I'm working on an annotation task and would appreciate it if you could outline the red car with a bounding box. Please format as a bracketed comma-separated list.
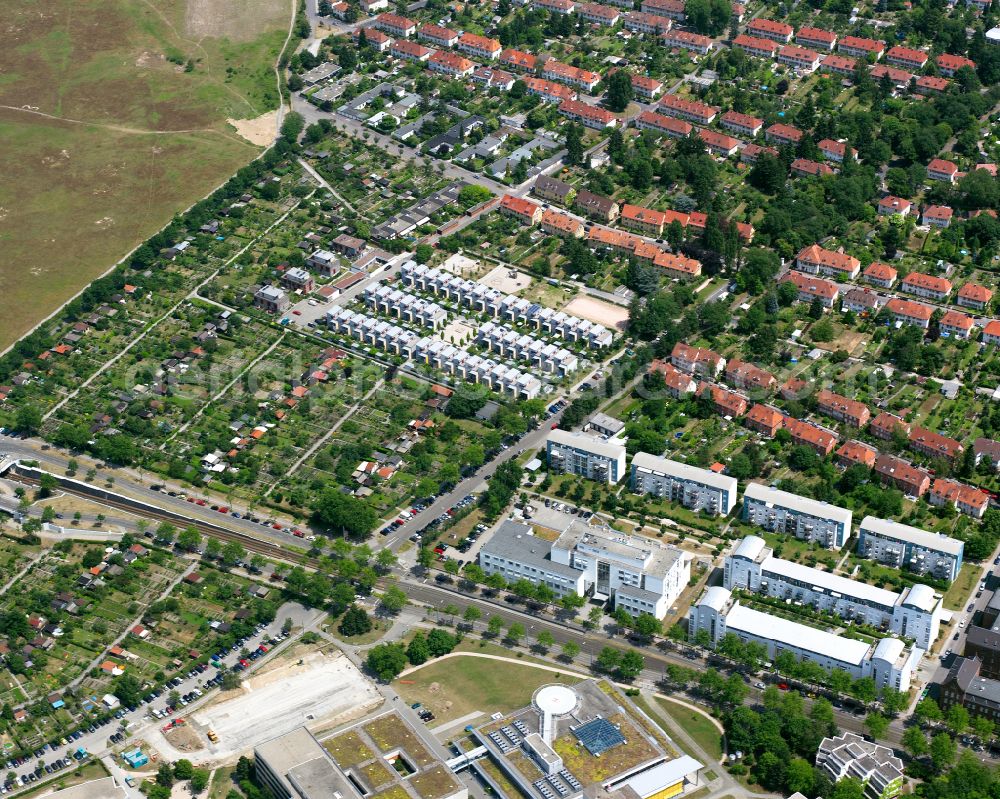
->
[292, 310, 302, 316]
[240, 659, 250, 667]
[217, 506, 229, 513]
[196, 499, 207, 506]
[777, 683, 789, 690]
[292, 530, 304, 538]
[272, 523, 282, 530]
[186, 497, 195, 503]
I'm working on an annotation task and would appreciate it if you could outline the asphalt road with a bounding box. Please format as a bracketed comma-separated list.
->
[382, 403, 568, 548]
[401, 576, 1000, 765]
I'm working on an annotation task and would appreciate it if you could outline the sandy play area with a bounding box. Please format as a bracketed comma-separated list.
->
[441, 253, 480, 276]
[153, 649, 382, 764]
[563, 296, 630, 331]
[480, 264, 532, 294]
[228, 111, 279, 146]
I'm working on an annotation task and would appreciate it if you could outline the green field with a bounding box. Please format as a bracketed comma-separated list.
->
[651, 698, 725, 762]
[0, 0, 291, 350]
[393, 655, 581, 724]
[943, 562, 981, 611]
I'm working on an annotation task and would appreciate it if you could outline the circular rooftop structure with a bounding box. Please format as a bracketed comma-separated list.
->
[533, 684, 579, 718]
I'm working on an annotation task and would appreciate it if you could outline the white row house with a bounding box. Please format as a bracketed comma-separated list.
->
[477, 321, 579, 376]
[363, 284, 448, 330]
[326, 306, 542, 399]
[400, 262, 614, 347]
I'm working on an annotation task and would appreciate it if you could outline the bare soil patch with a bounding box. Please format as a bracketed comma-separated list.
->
[185, 0, 290, 40]
[228, 110, 279, 145]
[562, 295, 629, 330]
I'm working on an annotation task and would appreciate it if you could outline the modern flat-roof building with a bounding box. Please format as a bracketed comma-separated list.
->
[724, 535, 942, 649]
[479, 521, 586, 600]
[630, 453, 737, 516]
[546, 429, 626, 484]
[689, 586, 921, 691]
[254, 285, 290, 314]
[816, 733, 905, 799]
[255, 727, 366, 799]
[480, 521, 690, 618]
[553, 521, 691, 618]
[741, 483, 852, 549]
[857, 516, 963, 581]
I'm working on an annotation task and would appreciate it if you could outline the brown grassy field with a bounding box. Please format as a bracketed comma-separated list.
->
[0, 0, 291, 350]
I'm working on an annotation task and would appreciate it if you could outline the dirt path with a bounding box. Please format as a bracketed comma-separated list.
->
[0, 105, 256, 148]
[135, 0, 260, 117]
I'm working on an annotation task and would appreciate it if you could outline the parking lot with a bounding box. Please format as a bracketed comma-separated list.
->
[0, 608, 305, 792]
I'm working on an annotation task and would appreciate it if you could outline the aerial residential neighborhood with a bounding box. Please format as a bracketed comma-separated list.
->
[1, 0, 1000, 797]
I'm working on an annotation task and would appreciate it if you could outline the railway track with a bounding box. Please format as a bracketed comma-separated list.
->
[9, 471, 315, 568]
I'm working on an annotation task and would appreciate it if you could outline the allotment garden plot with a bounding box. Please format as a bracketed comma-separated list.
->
[160, 335, 384, 497]
[0, 540, 187, 751]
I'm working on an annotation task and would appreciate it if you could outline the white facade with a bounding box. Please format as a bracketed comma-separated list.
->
[326, 306, 542, 399]
[480, 521, 689, 619]
[552, 522, 691, 618]
[400, 261, 613, 347]
[724, 535, 942, 650]
[857, 516, 963, 582]
[546, 429, 626, 484]
[630, 452, 737, 516]
[742, 483, 852, 549]
[689, 587, 922, 692]
[479, 522, 586, 598]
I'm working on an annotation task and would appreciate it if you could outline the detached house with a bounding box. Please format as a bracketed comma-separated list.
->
[927, 158, 959, 183]
[878, 196, 912, 217]
[781, 271, 840, 307]
[864, 261, 897, 288]
[671, 342, 725, 378]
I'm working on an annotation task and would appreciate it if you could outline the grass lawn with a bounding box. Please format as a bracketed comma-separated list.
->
[327, 611, 393, 646]
[0, 0, 291, 349]
[943, 562, 981, 611]
[652, 698, 724, 762]
[394, 654, 581, 724]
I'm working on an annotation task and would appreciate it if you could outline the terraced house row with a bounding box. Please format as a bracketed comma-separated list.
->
[400, 260, 614, 347]
[325, 306, 543, 398]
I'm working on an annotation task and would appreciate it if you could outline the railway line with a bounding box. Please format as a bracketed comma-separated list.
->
[7, 470, 315, 568]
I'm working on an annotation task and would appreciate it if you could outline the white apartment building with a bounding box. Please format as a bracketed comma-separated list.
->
[857, 516, 964, 582]
[724, 535, 942, 650]
[630, 452, 737, 516]
[742, 483, 853, 549]
[546, 429, 626, 484]
[689, 587, 922, 692]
